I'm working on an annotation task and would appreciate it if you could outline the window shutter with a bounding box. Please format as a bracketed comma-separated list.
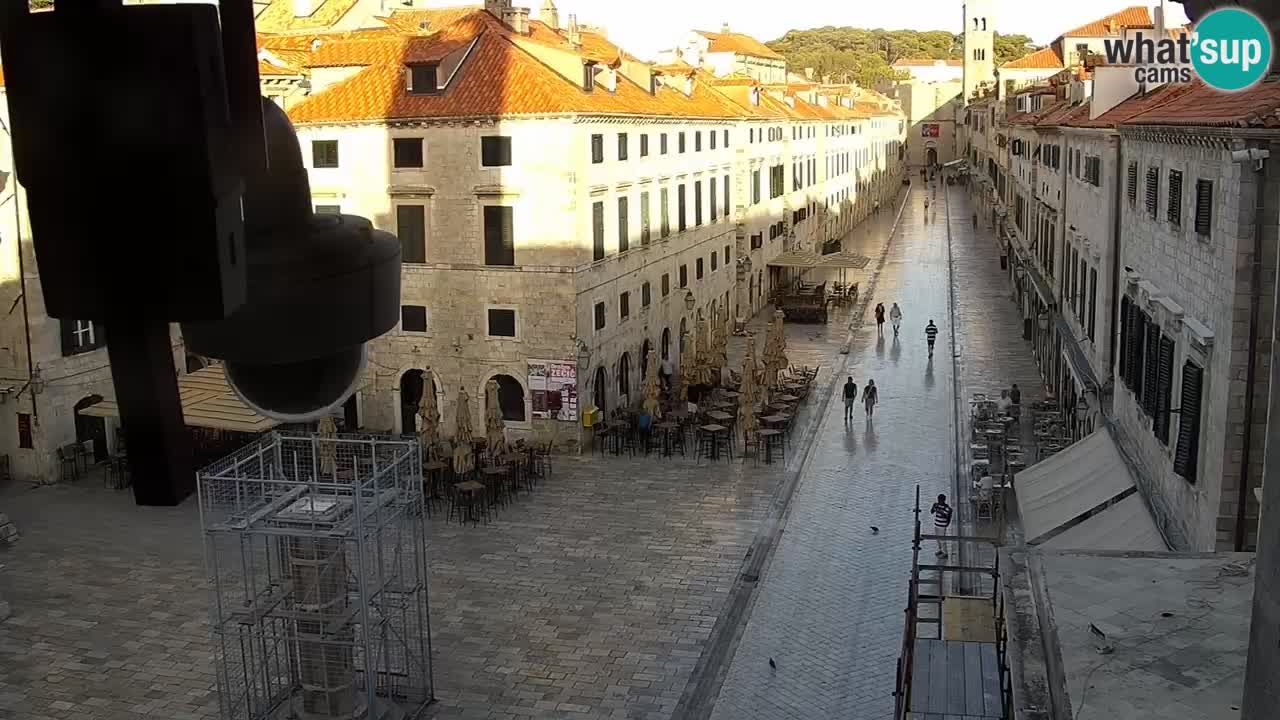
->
[1154, 335, 1175, 444]
[1174, 361, 1203, 482]
[1194, 179, 1213, 235]
[1127, 305, 1144, 391]
[1127, 162, 1138, 204]
[592, 202, 605, 261]
[1088, 268, 1097, 341]
[617, 197, 628, 252]
[1118, 296, 1129, 379]
[1167, 170, 1182, 226]
[1142, 319, 1160, 417]
[1145, 167, 1159, 217]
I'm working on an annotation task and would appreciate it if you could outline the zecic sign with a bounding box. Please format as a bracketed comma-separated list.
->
[1102, 7, 1273, 91]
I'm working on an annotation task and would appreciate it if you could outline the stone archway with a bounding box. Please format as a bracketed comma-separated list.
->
[926, 145, 938, 168]
[593, 366, 608, 413]
[661, 328, 671, 360]
[640, 339, 652, 379]
[399, 369, 425, 437]
[485, 373, 527, 422]
[74, 395, 108, 462]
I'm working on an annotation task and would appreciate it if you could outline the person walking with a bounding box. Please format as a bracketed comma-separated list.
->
[861, 379, 878, 418]
[930, 493, 953, 557]
[874, 198, 881, 215]
[660, 355, 674, 391]
[925, 319, 939, 358]
[842, 376, 858, 422]
[1010, 383, 1022, 420]
[874, 303, 886, 335]
[889, 302, 903, 336]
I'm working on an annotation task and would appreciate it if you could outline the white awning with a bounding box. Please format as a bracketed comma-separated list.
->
[77, 365, 281, 434]
[767, 250, 823, 268]
[1016, 429, 1166, 551]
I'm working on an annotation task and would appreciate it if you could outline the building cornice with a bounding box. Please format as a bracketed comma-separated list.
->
[1119, 125, 1280, 148]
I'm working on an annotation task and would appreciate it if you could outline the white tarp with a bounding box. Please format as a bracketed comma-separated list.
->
[1016, 429, 1161, 549]
[1040, 494, 1166, 552]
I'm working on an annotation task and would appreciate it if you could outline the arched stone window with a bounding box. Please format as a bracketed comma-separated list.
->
[487, 374, 526, 422]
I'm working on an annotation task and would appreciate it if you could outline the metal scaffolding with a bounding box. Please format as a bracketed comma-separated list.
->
[198, 431, 433, 720]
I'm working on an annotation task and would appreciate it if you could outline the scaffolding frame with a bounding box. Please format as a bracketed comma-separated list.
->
[198, 431, 434, 720]
[893, 486, 1013, 720]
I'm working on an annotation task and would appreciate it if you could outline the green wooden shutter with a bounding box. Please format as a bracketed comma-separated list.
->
[1174, 361, 1203, 483]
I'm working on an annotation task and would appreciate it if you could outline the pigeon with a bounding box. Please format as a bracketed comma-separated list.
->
[768, 658, 776, 670]
[870, 526, 880, 534]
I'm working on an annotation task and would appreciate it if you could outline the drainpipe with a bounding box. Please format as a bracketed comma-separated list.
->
[1109, 134, 1123, 376]
[1237, 143, 1270, 551]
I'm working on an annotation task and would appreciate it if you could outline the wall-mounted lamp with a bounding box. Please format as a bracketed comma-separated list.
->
[684, 290, 696, 311]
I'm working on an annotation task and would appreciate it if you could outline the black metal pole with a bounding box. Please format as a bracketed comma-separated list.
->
[105, 320, 193, 505]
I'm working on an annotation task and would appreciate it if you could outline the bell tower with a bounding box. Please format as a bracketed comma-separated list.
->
[962, 0, 995, 104]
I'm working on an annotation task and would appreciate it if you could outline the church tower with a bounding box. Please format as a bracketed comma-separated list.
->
[962, 0, 995, 104]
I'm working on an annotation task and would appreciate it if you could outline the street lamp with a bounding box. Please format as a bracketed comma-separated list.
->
[684, 290, 696, 312]
[1037, 310, 1050, 331]
[1075, 392, 1091, 421]
[741, 255, 753, 274]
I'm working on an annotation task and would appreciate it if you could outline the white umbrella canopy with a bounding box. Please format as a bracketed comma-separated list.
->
[317, 415, 337, 477]
[484, 378, 508, 460]
[418, 372, 440, 460]
[452, 385, 475, 475]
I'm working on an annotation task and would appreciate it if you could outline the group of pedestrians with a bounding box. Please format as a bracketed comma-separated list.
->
[841, 303, 943, 424]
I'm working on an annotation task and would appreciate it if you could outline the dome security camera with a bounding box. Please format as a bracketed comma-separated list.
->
[182, 99, 401, 421]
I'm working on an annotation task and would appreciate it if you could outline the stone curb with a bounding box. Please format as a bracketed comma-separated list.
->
[673, 188, 911, 719]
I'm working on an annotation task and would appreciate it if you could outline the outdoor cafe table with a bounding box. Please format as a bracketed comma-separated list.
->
[699, 424, 729, 460]
[655, 420, 681, 456]
[761, 414, 788, 428]
[777, 394, 799, 403]
[706, 410, 734, 424]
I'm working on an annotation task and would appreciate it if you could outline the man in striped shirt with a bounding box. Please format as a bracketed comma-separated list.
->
[925, 320, 939, 358]
[930, 493, 953, 557]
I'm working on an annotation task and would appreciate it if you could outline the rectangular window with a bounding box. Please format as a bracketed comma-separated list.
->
[1154, 335, 1175, 445]
[710, 131, 717, 150]
[1145, 166, 1159, 217]
[660, 188, 671, 238]
[723, 174, 730, 217]
[481, 136, 512, 166]
[1078, 258, 1087, 320]
[315, 204, 341, 215]
[751, 233, 763, 250]
[1119, 296, 1130, 383]
[1174, 360, 1203, 483]
[724, 244, 730, 264]
[660, 133, 668, 154]
[487, 308, 516, 337]
[1167, 169, 1183, 226]
[619, 291, 630, 320]
[1194, 179, 1213, 235]
[17, 413, 32, 450]
[694, 181, 703, 226]
[591, 134, 604, 164]
[397, 205, 427, 264]
[723, 129, 729, 147]
[1088, 268, 1097, 341]
[583, 62, 595, 90]
[710, 251, 718, 271]
[618, 133, 629, 161]
[678, 132, 686, 153]
[594, 302, 606, 330]
[695, 131, 702, 152]
[752, 169, 761, 203]
[61, 318, 105, 355]
[393, 137, 424, 168]
[409, 64, 438, 94]
[695, 257, 704, 279]
[640, 191, 651, 245]
[401, 305, 428, 332]
[678, 184, 687, 231]
[482, 205, 514, 266]
[1127, 161, 1138, 205]
[312, 140, 339, 168]
[1142, 319, 1161, 417]
[640, 134, 649, 157]
[641, 282, 651, 307]
[592, 201, 605, 261]
[709, 177, 718, 221]
[617, 196, 629, 253]
[661, 273, 670, 296]
[679, 264, 688, 288]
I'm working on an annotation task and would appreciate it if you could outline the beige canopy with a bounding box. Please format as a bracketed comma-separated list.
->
[819, 252, 871, 269]
[76, 365, 279, 434]
[767, 250, 823, 268]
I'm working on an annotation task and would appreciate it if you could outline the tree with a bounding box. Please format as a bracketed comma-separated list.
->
[766, 27, 1038, 87]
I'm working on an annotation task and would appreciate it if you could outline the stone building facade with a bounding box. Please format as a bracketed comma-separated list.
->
[283, 6, 905, 448]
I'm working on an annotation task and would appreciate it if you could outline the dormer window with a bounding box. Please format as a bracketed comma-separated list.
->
[408, 64, 439, 95]
[583, 62, 596, 91]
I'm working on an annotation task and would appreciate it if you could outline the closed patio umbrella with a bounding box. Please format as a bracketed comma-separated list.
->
[317, 415, 337, 477]
[484, 378, 507, 460]
[418, 372, 440, 460]
[452, 385, 475, 475]
[738, 334, 760, 447]
[642, 344, 661, 419]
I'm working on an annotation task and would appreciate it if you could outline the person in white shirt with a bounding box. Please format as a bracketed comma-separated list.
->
[997, 390, 1013, 414]
[889, 302, 903, 336]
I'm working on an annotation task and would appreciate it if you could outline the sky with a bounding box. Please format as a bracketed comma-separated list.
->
[545, 0, 1192, 61]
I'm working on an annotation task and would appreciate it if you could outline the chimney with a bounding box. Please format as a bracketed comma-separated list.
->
[484, 0, 511, 17]
[1154, 0, 1166, 38]
[1107, 18, 1119, 34]
[601, 66, 618, 92]
[503, 6, 531, 34]
[293, 0, 316, 17]
[566, 13, 581, 48]
[540, 0, 559, 32]
[803, 67, 814, 80]
[682, 74, 695, 97]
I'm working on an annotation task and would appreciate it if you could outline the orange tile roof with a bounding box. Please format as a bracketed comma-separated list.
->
[288, 22, 755, 125]
[1034, 102, 1082, 127]
[254, 0, 362, 33]
[1064, 83, 1194, 128]
[521, 20, 635, 65]
[259, 58, 302, 76]
[1124, 79, 1280, 128]
[1002, 46, 1064, 70]
[378, 5, 483, 35]
[1061, 6, 1152, 37]
[893, 58, 963, 67]
[694, 30, 784, 60]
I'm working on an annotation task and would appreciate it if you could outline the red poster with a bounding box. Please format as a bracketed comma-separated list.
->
[921, 124, 940, 138]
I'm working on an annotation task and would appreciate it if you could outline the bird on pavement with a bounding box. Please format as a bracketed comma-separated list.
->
[768, 658, 776, 670]
[870, 526, 880, 534]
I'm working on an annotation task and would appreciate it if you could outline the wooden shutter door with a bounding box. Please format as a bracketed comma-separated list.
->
[1118, 297, 1129, 380]
[1174, 361, 1203, 482]
[1142, 318, 1160, 416]
[1155, 336, 1175, 444]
